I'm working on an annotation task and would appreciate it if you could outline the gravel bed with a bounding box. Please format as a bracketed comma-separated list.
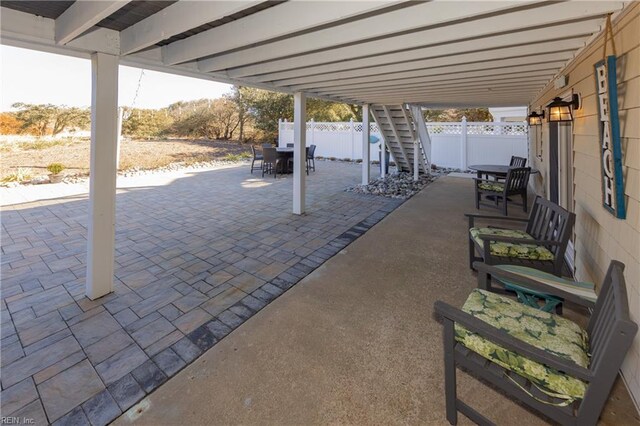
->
[345, 168, 458, 199]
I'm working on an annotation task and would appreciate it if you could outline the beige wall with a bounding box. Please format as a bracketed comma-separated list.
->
[529, 4, 640, 406]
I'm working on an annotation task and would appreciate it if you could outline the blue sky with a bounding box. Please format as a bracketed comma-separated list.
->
[1, 45, 232, 111]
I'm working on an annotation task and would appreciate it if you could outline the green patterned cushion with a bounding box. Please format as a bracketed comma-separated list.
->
[469, 227, 554, 261]
[478, 182, 505, 192]
[455, 289, 589, 401]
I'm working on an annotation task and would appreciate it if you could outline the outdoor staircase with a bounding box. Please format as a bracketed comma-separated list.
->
[370, 104, 430, 175]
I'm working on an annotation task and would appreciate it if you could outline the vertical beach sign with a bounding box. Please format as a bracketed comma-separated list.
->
[595, 55, 626, 219]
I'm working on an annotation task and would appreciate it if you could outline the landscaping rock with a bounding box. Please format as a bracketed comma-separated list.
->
[345, 168, 457, 199]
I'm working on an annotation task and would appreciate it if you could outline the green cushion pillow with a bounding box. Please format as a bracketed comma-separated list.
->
[478, 182, 505, 192]
[455, 289, 589, 402]
[469, 227, 554, 260]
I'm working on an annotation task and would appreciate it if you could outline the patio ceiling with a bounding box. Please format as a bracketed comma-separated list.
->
[0, 1, 626, 107]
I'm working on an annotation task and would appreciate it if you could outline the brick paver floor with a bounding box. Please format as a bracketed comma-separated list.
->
[0, 161, 404, 425]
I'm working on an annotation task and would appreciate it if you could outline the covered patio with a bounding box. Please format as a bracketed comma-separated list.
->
[1, 1, 639, 425]
[115, 176, 638, 425]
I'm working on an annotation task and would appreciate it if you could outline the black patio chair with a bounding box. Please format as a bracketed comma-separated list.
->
[250, 145, 263, 174]
[262, 147, 283, 178]
[466, 196, 575, 276]
[307, 144, 316, 172]
[474, 167, 530, 215]
[434, 260, 637, 426]
[510, 155, 527, 167]
[494, 156, 528, 181]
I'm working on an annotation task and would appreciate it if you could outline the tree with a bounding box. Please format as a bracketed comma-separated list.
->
[122, 108, 172, 139]
[236, 87, 361, 140]
[11, 103, 91, 136]
[0, 112, 23, 135]
[423, 108, 492, 122]
[51, 107, 90, 135]
[12, 103, 57, 136]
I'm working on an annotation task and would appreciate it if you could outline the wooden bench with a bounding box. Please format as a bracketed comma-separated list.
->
[466, 196, 575, 276]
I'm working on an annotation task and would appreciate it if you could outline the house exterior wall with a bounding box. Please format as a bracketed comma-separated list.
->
[529, 4, 640, 406]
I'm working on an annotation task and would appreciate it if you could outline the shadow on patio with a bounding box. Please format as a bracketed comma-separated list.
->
[114, 176, 638, 426]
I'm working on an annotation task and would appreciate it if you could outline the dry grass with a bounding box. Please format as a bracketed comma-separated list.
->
[0, 137, 255, 179]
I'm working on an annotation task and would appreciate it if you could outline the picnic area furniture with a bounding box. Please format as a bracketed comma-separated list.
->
[510, 155, 527, 168]
[474, 167, 531, 215]
[262, 147, 286, 178]
[468, 164, 538, 180]
[466, 196, 575, 276]
[493, 156, 528, 182]
[434, 260, 637, 426]
[275, 147, 294, 174]
[478, 264, 597, 313]
[250, 145, 263, 174]
[307, 144, 316, 172]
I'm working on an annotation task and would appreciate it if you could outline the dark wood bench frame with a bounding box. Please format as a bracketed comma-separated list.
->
[466, 196, 575, 276]
[434, 261, 637, 426]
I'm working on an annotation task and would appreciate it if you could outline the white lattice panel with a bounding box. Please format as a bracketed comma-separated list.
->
[278, 120, 527, 166]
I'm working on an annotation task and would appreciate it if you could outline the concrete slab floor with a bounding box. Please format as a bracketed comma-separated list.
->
[114, 176, 639, 425]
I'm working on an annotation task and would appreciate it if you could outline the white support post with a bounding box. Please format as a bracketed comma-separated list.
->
[86, 52, 119, 300]
[350, 118, 355, 160]
[277, 118, 282, 147]
[293, 92, 306, 215]
[116, 106, 123, 170]
[362, 104, 371, 185]
[413, 139, 419, 182]
[381, 140, 387, 178]
[460, 116, 468, 170]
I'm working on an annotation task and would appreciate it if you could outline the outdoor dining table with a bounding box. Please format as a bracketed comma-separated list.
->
[468, 164, 539, 179]
[275, 147, 294, 173]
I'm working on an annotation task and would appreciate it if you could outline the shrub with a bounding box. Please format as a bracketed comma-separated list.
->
[222, 154, 243, 162]
[2, 168, 32, 183]
[47, 163, 66, 174]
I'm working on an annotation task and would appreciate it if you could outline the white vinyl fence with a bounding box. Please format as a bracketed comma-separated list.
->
[278, 119, 528, 170]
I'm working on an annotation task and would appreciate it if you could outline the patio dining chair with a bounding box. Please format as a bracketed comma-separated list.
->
[307, 144, 316, 172]
[494, 156, 528, 182]
[474, 167, 530, 215]
[466, 196, 575, 276]
[510, 156, 527, 167]
[262, 147, 283, 178]
[250, 145, 263, 174]
[434, 260, 637, 426]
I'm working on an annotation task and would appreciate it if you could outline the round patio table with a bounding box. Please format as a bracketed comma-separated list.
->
[468, 164, 539, 179]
